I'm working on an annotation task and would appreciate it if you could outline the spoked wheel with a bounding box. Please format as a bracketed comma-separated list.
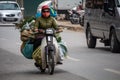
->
[70, 14, 79, 24]
[70, 19, 76, 24]
[47, 51, 55, 75]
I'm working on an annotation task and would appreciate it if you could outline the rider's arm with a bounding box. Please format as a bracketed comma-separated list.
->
[52, 18, 58, 29]
[34, 18, 40, 31]
[52, 18, 63, 33]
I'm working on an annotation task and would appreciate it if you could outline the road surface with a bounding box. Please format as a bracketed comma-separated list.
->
[0, 26, 120, 80]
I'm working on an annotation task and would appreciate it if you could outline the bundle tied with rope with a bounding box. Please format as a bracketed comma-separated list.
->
[17, 17, 36, 59]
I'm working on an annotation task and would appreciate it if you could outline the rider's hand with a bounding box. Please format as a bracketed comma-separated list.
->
[34, 29, 38, 33]
[38, 29, 44, 33]
[57, 27, 63, 33]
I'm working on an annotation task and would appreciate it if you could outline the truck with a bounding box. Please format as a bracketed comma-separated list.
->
[84, 0, 120, 53]
[51, 0, 83, 19]
[36, 0, 83, 19]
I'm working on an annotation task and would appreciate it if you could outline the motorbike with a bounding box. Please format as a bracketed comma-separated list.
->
[19, 18, 66, 75]
[34, 28, 61, 75]
[68, 7, 85, 25]
[78, 10, 85, 26]
[69, 10, 80, 24]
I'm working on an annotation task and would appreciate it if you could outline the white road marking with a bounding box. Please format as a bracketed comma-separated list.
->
[67, 56, 80, 61]
[104, 68, 120, 75]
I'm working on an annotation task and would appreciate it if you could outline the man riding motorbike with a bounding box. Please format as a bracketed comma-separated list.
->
[34, 5, 62, 67]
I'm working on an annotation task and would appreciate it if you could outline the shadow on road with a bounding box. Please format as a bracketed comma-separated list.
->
[0, 48, 88, 80]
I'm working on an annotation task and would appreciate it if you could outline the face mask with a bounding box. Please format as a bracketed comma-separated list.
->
[42, 9, 50, 17]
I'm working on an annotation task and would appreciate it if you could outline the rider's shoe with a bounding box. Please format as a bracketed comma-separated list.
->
[34, 62, 41, 67]
[57, 61, 63, 64]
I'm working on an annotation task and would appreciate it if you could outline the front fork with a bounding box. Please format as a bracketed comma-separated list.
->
[45, 45, 55, 64]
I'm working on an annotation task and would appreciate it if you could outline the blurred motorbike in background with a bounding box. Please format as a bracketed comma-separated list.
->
[68, 6, 85, 26]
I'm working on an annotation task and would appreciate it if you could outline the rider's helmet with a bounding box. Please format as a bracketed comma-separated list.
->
[42, 5, 50, 10]
[41, 5, 50, 18]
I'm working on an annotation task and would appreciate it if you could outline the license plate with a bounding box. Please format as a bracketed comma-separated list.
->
[6, 18, 14, 21]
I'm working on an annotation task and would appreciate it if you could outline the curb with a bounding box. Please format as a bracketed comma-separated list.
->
[58, 24, 84, 32]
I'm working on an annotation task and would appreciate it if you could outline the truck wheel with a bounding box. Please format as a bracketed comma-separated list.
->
[110, 29, 120, 53]
[86, 27, 96, 48]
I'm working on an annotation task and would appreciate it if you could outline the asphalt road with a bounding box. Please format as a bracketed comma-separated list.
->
[0, 26, 120, 80]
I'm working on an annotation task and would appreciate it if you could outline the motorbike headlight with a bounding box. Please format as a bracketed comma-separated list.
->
[17, 12, 22, 17]
[46, 29, 54, 35]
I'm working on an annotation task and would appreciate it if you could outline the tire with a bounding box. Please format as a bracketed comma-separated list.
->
[47, 51, 55, 75]
[65, 14, 70, 20]
[110, 29, 120, 53]
[70, 19, 76, 24]
[86, 27, 96, 48]
[70, 14, 79, 24]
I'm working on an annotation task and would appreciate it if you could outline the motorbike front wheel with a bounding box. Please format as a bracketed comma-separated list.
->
[47, 51, 55, 75]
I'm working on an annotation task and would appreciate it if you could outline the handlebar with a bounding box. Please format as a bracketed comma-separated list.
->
[28, 28, 63, 39]
[33, 28, 63, 35]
